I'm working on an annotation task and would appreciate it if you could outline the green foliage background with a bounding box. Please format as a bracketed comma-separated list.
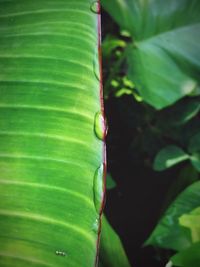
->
[100, 0, 200, 266]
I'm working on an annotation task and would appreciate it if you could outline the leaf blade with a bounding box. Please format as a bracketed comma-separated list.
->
[153, 145, 189, 171]
[102, 0, 200, 108]
[0, 1, 104, 266]
[146, 181, 200, 251]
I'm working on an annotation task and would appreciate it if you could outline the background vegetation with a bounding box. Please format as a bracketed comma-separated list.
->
[100, 1, 200, 266]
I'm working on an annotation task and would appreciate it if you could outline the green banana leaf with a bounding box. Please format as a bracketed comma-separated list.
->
[0, 1, 105, 266]
[99, 216, 131, 267]
[145, 181, 200, 251]
[101, 0, 200, 109]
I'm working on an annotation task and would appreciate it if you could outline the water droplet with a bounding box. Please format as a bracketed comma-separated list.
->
[93, 164, 104, 214]
[90, 1, 100, 14]
[92, 217, 100, 234]
[56, 251, 66, 256]
[93, 51, 100, 81]
[94, 112, 105, 140]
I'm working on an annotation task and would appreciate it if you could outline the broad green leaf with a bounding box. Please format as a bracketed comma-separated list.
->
[146, 182, 200, 251]
[159, 164, 199, 214]
[179, 207, 200, 243]
[99, 216, 131, 267]
[170, 242, 200, 267]
[188, 132, 200, 171]
[189, 154, 200, 172]
[0, 1, 105, 267]
[157, 99, 200, 127]
[170, 100, 200, 126]
[106, 173, 116, 190]
[153, 145, 189, 171]
[189, 133, 200, 153]
[101, 0, 200, 109]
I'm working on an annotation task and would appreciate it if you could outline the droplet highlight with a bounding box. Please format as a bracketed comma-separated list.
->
[94, 112, 105, 140]
[92, 217, 100, 234]
[93, 51, 100, 81]
[56, 251, 66, 256]
[90, 1, 100, 14]
[93, 164, 104, 214]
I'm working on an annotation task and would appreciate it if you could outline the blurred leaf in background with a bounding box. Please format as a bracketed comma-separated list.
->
[101, 0, 200, 266]
[146, 182, 200, 251]
[188, 133, 200, 171]
[102, 0, 200, 109]
[166, 207, 200, 266]
[170, 242, 200, 267]
[106, 173, 117, 190]
[153, 146, 189, 171]
[179, 207, 200, 243]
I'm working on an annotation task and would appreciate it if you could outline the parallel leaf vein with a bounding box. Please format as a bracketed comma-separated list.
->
[0, 104, 93, 121]
[0, 131, 91, 147]
[0, 8, 93, 18]
[0, 80, 90, 92]
[0, 55, 93, 72]
[0, 179, 93, 208]
[0, 209, 94, 244]
[0, 21, 95, 39]
[0, 33, 94, 49]
[0, 153, 89, 170]
[0, 252, 53, 267]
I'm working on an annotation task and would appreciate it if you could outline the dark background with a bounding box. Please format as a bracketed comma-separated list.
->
[104, 95, 178, 267]
[102, 10, 181, 267]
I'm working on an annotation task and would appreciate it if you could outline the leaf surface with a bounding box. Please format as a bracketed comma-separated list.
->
[188, 132, 200, 171]
[0, 1, 104, 266]
[179, 207, 200, 243]
[153, 145, 189, 171]
[106, 173, 116, 190]
[146, 182, 200, 251]
[171, 242, 200, 267]
[101, 0, 200, 109]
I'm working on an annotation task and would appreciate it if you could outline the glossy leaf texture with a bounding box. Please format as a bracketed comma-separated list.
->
[99, 216, 131, 267]
[170, 242, 200, 267]
[101, 0, 200, 109]
[156, 98, 200, 128]
[179, 207, 200, 243]
[145, 181, 200, 251]
[0, 1, 105, 267]
[153, 145, 189, 171]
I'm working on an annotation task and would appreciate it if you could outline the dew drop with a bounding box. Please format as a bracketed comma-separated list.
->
[90, 1, 100, 14]
[55, 251, 66, 256]
[93, 164, 104, 214]
[94, 111, 105, 140]
[92, 217, 100, 234]
[93, 51, 100, 81]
